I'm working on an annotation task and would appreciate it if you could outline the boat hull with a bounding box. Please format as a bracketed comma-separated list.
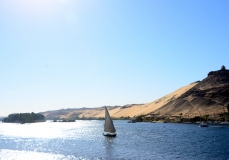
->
[220, 121, 229, 125]
[103, 132, 116, 137]
[199, 122, 208, 127]
[127, 120, 136, 123]
[199, 125, 208, 127]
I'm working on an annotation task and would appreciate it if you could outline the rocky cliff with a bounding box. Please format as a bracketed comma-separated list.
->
[153, 66, 229, 118]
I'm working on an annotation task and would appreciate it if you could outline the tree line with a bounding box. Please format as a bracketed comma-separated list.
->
[2, 112, 45, 123]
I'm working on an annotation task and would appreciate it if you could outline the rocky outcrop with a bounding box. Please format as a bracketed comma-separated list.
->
[153, 66, 229, 117]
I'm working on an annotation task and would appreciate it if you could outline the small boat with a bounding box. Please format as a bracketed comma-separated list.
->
[199, 122, 208, 127]
[127, 119, 136, 123]
[219, 121, 229, 125]
[103, 106, 116, 137]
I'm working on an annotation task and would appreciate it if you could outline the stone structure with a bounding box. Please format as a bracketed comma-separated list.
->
[208, 65, 228, 76]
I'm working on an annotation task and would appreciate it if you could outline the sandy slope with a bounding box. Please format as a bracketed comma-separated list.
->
[153, 68, 229, 118]
[60, 83, 197, 119]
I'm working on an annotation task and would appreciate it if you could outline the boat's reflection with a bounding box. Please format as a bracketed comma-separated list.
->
[103, 136, 116, 158]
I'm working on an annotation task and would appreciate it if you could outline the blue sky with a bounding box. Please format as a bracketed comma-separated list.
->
[0, 0, 229, 116]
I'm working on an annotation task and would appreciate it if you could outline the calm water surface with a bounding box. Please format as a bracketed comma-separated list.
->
[0, 120, 228, 160]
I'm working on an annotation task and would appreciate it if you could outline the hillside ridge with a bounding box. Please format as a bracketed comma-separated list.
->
[40, 66, 229, 120]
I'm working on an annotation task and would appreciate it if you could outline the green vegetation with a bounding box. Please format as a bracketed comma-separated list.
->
[203, 114, 209, 121]
[135, 115, 145, 122]
[2, 112, 45, 123]
[179, 113, 183, 118]
[119, 116, 131, 120]
[218, 112, 229, 121]
[189, 116, 204, 122]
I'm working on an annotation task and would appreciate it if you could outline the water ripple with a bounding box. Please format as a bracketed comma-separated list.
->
[0, 121, 229, 159]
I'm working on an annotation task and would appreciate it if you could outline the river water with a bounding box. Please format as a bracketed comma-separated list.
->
[0, 120, 228, 160]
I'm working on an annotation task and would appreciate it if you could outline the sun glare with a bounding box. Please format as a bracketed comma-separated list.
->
[5, 0, 65, 16]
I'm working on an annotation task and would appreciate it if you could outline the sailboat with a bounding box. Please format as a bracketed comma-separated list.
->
[199, 121, 208, 127]
[195, 106, 208, 127]
[103, 106, 116, 137]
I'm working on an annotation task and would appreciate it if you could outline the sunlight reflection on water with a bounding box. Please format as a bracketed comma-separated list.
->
[0, 121, 229, 160]
[0, 149, 77, 160]
[0, 120, 101, 139]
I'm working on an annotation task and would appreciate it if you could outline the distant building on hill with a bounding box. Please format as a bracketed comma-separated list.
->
[221, 65, 226, 70]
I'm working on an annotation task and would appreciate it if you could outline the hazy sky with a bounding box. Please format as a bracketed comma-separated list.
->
[1, 0, 229, 116]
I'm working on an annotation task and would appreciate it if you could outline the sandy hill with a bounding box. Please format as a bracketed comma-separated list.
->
[41, 66, 229, 119]
[153, 65, 229, 118]
[41, 83, 197, 119]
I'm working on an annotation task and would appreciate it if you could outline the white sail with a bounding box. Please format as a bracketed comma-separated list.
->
[104, 107, 116, 133]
